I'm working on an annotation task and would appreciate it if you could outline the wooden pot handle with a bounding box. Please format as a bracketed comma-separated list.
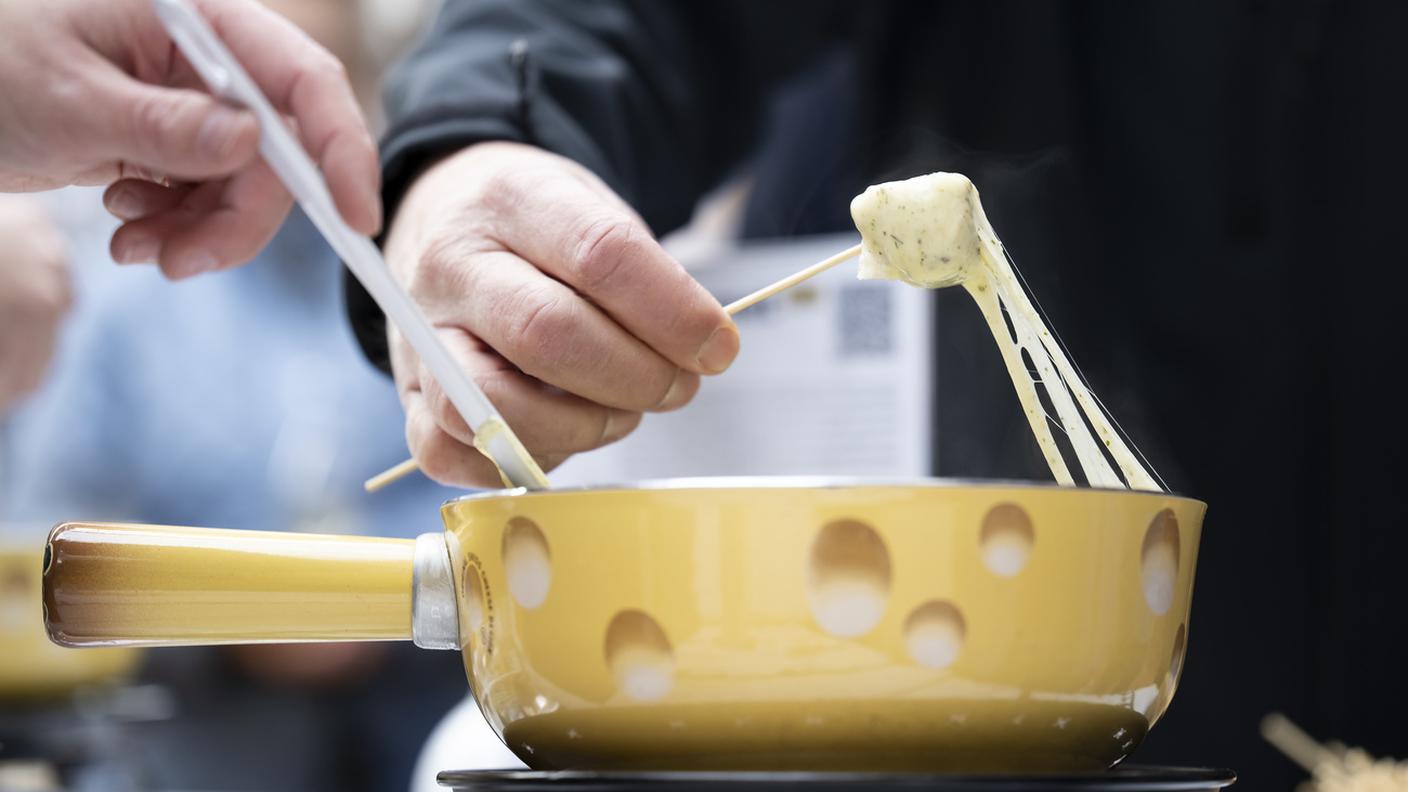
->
[43, 522, 417, 648]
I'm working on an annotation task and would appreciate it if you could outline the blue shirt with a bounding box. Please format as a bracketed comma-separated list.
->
[2, 199, 459, 539]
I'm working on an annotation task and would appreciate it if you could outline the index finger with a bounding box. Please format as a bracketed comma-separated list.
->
[193, 0, 381, 234]
[488, 171, 740, 376]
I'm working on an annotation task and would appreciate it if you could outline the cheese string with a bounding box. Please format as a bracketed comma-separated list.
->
[851, 172, 1165, 491]
[965, 274, 1074, 485]
[970, 198, 1145, 489]
[1001, 244, 1169, 491]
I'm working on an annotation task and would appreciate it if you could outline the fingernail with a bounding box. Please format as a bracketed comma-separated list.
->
[197, 106, 250, 161]
[170, 250, 218, 279]
[114, 234, 159, 264]
[696, 325, 740, 374]
[601, 409, 635, 444]
[655, 369, 689, 411]
[106, 185, 144, 220]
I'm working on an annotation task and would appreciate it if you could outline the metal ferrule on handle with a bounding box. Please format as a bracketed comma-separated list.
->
[411, 533, 460, 650]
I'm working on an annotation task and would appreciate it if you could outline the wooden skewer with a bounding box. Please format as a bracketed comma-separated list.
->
[363, 457, 421, 493]
[1261, 713, 1336, 774]
[362, 242, 863, 492]
[723, 243, 862, 315]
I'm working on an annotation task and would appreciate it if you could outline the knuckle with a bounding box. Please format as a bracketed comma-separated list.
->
[504, 286, 570, 365]
[474, 167, 526, 216]
[417, 233, 458, 276]
[410, 223, 497, 302]
[303, 47, 348, 85]
[412, 234, 471, 299]
[570, 215, 639, 292]
[132, 92, 181, 146]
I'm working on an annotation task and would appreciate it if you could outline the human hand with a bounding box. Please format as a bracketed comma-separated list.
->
[382, 142, 740, 486]
[0, 196, 70, 414]
[0, 0, 380, 279]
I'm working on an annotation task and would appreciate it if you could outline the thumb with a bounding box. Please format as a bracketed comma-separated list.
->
[108, 80, 260, 179]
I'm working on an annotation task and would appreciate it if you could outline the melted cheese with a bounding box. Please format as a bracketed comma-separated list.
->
[851, 172, 1160, 492]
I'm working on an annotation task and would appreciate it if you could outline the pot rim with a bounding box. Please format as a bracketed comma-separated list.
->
[442, 476, 1204, 509]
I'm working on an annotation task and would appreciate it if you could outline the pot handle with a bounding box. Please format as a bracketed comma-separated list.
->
[43, 522, 459, 650]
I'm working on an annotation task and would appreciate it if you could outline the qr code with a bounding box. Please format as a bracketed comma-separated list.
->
[837, 284, 893, 357]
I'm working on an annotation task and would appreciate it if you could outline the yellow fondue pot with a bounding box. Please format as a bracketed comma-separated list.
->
[1, 542, 140, 699]
[42, 479, 1202, 772]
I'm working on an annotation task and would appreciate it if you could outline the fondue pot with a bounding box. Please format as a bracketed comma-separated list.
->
[42, 478, 1202, 773]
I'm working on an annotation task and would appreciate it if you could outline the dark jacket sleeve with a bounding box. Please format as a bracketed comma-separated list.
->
[347, 0, 848, 371]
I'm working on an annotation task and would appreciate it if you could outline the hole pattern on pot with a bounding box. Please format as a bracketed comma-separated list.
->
[604, 609, 674, 701]
[502, 516, 551, 609]
[903, 600, 966, 669]
[806, 519, 891, 638]
[464, 563, 486, 633]
[1140, 509, 1180, 615]
[979, 503, 1034, 577]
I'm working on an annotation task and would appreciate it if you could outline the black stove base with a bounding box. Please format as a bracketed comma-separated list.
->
[438, 767, 1236, 791]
